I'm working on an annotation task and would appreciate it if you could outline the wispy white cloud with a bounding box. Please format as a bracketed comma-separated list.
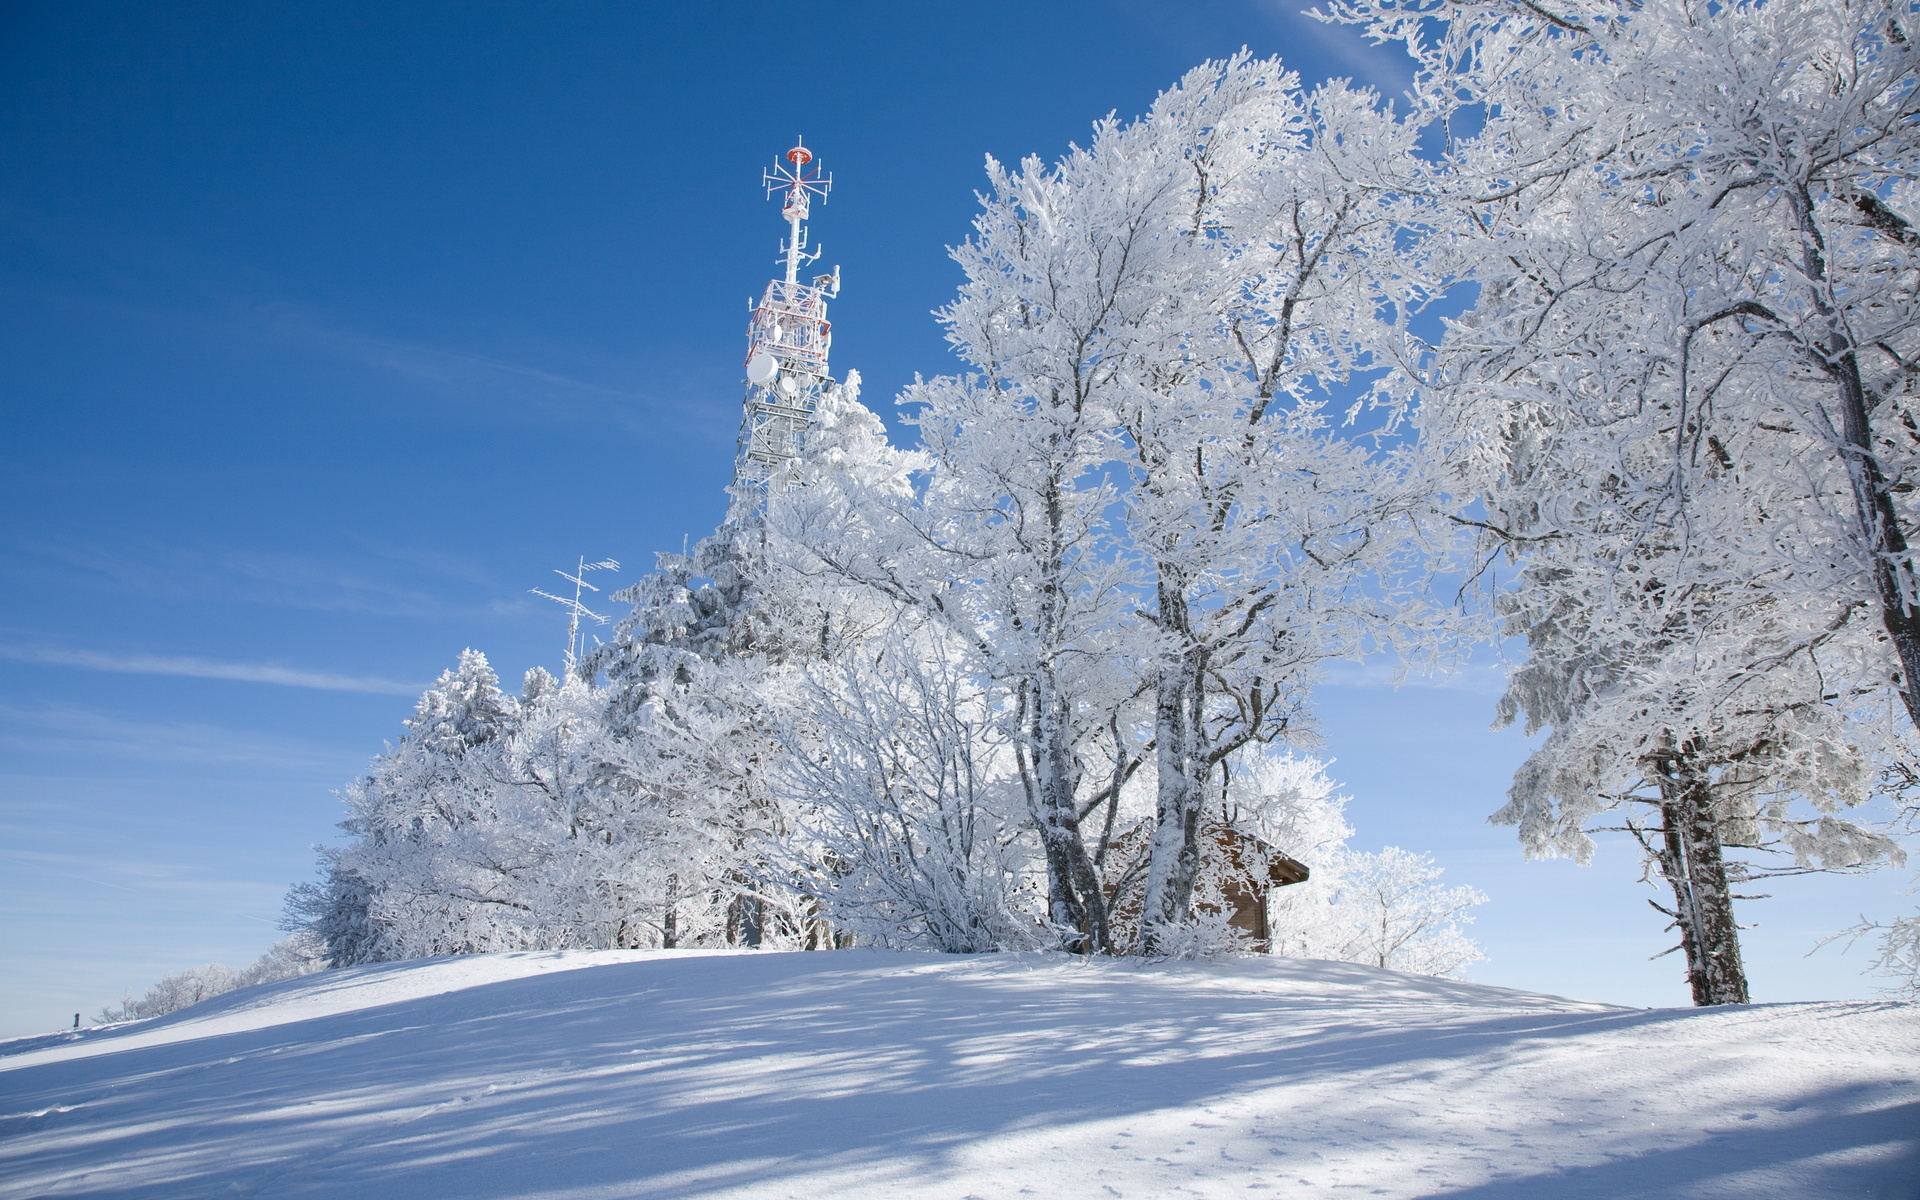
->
[0, 645, 420, 695]
[0, 533, 604, 626]
[1, 200, 724, 444]
[253, 302, 730, 445]
[1318, 656, 1511, 696]
[0, 704, 364, 771]
[0, 536, 502, 620]
[1253, 0, 1419, 97]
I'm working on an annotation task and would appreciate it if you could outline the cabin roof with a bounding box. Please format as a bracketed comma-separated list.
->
[1221, 825, 1311, 887]
[1106, 819, 1311, 889]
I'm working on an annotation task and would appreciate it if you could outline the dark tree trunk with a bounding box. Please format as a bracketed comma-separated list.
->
[803, 897, 832, 951]
[1026, 669, 1110, 953]
[1654, 816, 1709, 1004]
[1648, 741, 1749, 1006]
[1022, 474, 1111, 955]
[1829, 342, 1920, 732]
[727, 889, 763, 948]
[1786, 184, 1920, 733]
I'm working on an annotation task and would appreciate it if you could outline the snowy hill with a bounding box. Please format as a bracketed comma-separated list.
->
[1, 950, 1915, 1199]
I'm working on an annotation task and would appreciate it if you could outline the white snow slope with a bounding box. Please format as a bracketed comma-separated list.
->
[1, 950, 1915, 1199]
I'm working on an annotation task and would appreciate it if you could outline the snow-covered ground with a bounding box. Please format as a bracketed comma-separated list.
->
[1, 950, 1914, 1199]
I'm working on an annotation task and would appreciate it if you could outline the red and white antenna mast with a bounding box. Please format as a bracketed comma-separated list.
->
[732, 139, 840, 509]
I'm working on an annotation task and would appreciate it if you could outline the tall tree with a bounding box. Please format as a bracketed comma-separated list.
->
[1329, 0, 1920, 726]
[773, 58, 1450, 953]
[1327, 0, 1919, 1000]
[774, 144, 1148, 950]
[1110, 69, 1445, 950]
[311, 650, 536, 961]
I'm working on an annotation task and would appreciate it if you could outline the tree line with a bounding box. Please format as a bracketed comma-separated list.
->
[273, 0, 1920, 1008]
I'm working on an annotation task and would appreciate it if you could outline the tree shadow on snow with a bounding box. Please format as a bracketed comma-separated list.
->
[0, 951, 1912, 1199]
[1401, 1086, 1920, 1200]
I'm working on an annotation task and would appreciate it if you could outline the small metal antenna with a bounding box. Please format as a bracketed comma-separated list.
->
[531, 556, 620, 672]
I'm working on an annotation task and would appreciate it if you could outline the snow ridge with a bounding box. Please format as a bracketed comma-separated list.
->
[2, 950, 1914, 1199]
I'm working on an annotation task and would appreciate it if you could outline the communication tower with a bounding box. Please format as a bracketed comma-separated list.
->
[731, 139, 840, 509]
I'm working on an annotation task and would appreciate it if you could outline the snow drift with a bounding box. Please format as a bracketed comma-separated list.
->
[2, 949, 1914, 1198]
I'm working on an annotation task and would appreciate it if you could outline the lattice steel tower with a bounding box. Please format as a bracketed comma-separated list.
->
[731, 139, 839, 510]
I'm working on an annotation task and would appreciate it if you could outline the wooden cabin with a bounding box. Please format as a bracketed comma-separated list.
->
[1103, 820, 1310, 951]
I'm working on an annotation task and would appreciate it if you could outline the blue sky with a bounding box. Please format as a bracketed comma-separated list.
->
[1, 0, 1909, 1036]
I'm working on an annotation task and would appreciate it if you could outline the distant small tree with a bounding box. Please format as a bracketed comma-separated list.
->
[1235, 752, 1489, 977]
[1304, 848, 1488, 977]
[94, 964, 235, 1024]
[233, 931, 328, 989]
[94, 933, 326, 1024]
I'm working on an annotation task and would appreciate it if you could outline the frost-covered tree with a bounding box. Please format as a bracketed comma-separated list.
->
[1102, 66, 1446, 951]
[95, 933, 327, 1024]
[294, 56, 1494, 971]
[760, 391, 1048, 951]
[774, 58, 1450, 954]
[299, 645, 785, 958]
[1833, 900, 1920, 999]
[490, 669, 681, 949]
[232, 932, 329, 989]
[1220, 749, 1489, 975]
[1493, 542, 1901, 1003]
[347, 650, 544, 957]
[1322, 0, 1920, 1002]
[297, 387, 914, 963]
[1280, 847, 1489, 977]
[770, 622, 1039, 952]
[576, 378, 903, 950]
[1825, 783, 1920, 996]
[298, 650, 665, 961]
[773, 271, 1134, 950]
[1332, 0, 1920, 737]
[283, 859, 382, 967]
[94, 964, 236, 1024]
[299, 649, 527, 961]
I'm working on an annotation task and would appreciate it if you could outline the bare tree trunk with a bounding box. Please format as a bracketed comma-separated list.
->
[1138, 674, 1198, 949]
[1829, 345, 1920, 731]
[1677, 788, 1747, 1005]
[804, 897, 831, 951]
[661, 874, 679, 949]
[1652, 814, 1710, 1006]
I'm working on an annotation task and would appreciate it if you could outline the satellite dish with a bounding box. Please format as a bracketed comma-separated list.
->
[779, 373, 799, 396]
[746, 352, 778, 384]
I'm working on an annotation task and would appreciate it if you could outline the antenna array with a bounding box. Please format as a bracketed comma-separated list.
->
[732, 140, 840, 506]
[531, 557, 621, 673]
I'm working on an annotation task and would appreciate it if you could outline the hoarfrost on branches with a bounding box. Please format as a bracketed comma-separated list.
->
[1322, 0, 1920, 1003]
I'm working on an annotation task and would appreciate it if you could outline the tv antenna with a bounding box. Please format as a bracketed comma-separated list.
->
[531, 557, 620, 674]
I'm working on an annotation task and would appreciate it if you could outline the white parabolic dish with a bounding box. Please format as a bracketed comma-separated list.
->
[746, 352, 778, 384]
